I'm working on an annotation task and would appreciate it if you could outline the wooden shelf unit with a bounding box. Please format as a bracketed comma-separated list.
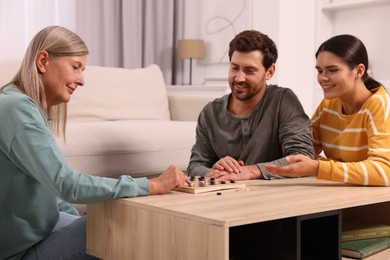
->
[314, 0, 390, 106]
[321, 0, 390, 12]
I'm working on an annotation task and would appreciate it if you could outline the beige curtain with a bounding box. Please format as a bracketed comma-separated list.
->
[75, 0, 184, 84]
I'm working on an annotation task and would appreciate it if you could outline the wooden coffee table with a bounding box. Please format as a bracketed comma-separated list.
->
[86, 177, 390, 260]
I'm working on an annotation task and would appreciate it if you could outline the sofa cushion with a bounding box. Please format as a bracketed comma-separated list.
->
[56, 120, 196, 178]
[67, 64, 171, 122]
[0, 62, 171, 121]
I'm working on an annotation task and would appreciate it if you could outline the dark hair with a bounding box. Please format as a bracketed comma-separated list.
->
[228, 30, 278, 70]
[315, 34, 382, 90]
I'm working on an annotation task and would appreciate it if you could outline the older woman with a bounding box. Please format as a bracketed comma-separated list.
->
[0, 26, 190, 260]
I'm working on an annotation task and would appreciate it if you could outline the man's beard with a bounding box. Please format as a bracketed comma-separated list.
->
[231, 82, 258, 101]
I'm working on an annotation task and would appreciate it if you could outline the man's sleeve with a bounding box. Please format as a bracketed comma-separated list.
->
[278, 89, 314, 158]
[186, 108, 218, 177]
[258, 89, 314, 179]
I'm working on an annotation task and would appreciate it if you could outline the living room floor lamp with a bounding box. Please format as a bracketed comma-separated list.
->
[178, 39, 205, 85]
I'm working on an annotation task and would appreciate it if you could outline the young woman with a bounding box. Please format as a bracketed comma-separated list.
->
[265, 34, 390, 186]
[0, 26, 190, 260]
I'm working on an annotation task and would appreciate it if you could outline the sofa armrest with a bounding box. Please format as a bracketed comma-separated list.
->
[168, 93, 212, 121]
[167, 85, 230, 121]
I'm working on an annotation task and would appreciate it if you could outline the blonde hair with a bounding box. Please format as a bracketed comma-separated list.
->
[12, 25, 89, 137]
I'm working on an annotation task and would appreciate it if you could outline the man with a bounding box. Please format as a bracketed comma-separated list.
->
[187, 30, 314, 180]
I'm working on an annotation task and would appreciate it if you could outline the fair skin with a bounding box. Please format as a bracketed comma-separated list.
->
[264, 51, 371, 177]
[36, 52, 191, 194]
[36, 50, 86, 106]
[206, 50, 275, 181]
[148, 165, 191, 194]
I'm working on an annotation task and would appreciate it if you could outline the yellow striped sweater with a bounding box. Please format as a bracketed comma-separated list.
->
[312, 86, 390, 186]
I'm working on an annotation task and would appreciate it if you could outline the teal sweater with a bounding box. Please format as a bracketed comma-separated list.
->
[0, 84, 150, 259]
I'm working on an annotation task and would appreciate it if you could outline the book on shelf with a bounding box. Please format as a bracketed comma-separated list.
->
[342, 217, 390, 241]
[342, 236, 390, 259]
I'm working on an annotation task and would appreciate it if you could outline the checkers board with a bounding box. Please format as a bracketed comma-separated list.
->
[176, 176, 247, 194]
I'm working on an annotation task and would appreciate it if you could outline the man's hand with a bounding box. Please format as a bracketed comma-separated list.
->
[264, 155, 318, 177]
[148, 165, 191, 195]
[206, 165, 262, 180]
[212, 156, 244, 173]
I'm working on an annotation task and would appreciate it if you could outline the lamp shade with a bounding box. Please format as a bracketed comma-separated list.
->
[178, 39, 205, 59]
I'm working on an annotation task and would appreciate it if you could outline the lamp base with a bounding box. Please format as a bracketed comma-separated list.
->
[189, 58, 193, 85]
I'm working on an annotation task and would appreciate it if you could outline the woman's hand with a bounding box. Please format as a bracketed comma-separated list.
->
[148, 165, 191, 195]
[264, 154, 319, 177]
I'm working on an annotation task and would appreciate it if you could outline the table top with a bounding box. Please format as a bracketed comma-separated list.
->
[114, 177, 390, 228]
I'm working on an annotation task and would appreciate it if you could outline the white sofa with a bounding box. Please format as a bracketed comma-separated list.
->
[0, 61, 228, 179]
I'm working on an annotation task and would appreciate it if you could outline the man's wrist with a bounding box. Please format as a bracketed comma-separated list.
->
[248, 165, 262, 179]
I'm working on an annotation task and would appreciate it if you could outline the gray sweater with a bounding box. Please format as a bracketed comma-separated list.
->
[187, 84, 314, 179]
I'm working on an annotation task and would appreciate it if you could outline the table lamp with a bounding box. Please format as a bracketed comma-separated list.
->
[178, 39, 205, 85]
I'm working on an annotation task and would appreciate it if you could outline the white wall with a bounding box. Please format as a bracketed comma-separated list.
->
[0, 0, 76, 60]
[330, 4, 390, 85]
[2, 0, 388, 117]
[183, 0, 317, 115]
[275, 0, 316, 115]
[184, 0, 390, 115]
[0, 0, 316, 114]
[314, 0, 390, 107]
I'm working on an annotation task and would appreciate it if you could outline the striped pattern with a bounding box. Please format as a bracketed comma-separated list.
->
[313, 86, 390, 186]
